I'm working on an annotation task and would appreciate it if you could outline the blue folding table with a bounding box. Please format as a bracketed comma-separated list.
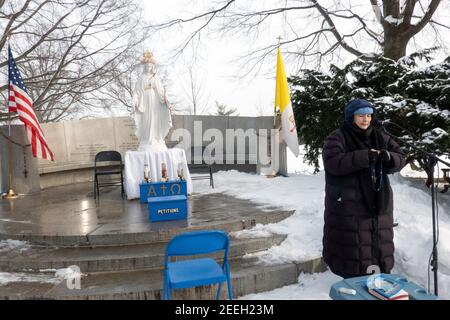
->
[330, 274, 438, 300]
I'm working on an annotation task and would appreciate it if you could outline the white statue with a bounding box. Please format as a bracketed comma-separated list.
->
[132, 51, 173, 152]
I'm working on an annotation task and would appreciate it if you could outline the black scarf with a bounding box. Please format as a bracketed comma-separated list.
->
[341, 123, 390, 215]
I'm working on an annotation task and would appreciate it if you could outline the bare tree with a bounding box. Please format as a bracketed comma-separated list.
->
[150, 0, 448, 74]
[1, 0, 149, 123]
[86, 52, 190, 118]
[256, 104, 271, 117]
[181, 64, 211, 115]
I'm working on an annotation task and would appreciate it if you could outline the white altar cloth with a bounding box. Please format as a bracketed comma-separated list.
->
[124, 148, 193, 200]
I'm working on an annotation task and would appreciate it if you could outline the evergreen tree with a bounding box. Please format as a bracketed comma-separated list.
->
[290, 50, 450, 183]
[212, 101, 239, 116]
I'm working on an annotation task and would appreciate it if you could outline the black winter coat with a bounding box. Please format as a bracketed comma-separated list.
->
[322, 125, 406, 278]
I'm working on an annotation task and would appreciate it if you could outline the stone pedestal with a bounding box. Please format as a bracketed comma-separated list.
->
[0, 125, 40, 195]
[257, 129, 288, 176]
[0, 142, 3, 194]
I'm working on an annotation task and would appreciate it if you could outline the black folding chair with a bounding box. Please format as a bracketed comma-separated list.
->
[189, 163, 215, 189]
[189, 146, 215, 189]
[93, 151, 124, 199]
[442, 169, 450, 194]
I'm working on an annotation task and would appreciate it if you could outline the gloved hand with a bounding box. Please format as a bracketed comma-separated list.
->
[379, 149, 391, 163]
[368, 149, 380, 162]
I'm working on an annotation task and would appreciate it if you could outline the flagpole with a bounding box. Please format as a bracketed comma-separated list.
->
[3, 35, 18, 199]
[268, 36, 283, 177]
[275, 36, 282, 117]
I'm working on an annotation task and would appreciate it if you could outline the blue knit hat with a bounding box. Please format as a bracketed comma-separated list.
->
[344, 99, 375, 123]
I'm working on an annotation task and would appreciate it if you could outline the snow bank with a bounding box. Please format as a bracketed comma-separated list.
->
[0, 240, 31, 253]
[193, 156, 450, 299]
[0, 272, 61, 286]
[240, 270, 342, 300]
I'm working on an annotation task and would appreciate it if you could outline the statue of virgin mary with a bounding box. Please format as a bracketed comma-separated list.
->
[132, 52, 173, 152]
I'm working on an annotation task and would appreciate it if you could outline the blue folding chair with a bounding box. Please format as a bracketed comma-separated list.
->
[162, 230, 233, 300]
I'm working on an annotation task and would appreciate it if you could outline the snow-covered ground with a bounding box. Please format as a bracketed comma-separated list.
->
[0, 239, 32, 253]
[0, 272, 62, 286]
[241, 271, 342, 300]
[192, 147, 450, 300]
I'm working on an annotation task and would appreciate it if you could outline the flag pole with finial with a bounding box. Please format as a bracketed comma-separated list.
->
[275, 35, 283, 117]
[268, 36, 284, 178]
[3, 32, 18, 200]
[274, 35, 283, 127]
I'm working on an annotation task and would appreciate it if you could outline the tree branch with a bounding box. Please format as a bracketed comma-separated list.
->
[311, 0, 369, 59]
[328, 10, 384, 45]
[0, 0, 33, 51]
[369, 0, 385, 24]
[408, 0, 442, 37]
[34, 0, 107, 107]
[429, 19, 450, 30]
[0, 1, 91, 69]
[401, 0, 417, 26]
[383, 0, 400, 20]
[152, 0, 235, 29]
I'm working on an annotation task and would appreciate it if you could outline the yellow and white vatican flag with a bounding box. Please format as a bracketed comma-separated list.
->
[275, 47, 299, 157]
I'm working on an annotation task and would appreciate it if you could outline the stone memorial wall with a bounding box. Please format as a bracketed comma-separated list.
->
[17, 115, 287, 189]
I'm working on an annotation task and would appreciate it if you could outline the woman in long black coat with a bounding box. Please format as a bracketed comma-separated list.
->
[322, 99, 406, 278]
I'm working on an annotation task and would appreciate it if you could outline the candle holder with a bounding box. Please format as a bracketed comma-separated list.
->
[178, 166, 185, 181]
[144, 164, 151, 183]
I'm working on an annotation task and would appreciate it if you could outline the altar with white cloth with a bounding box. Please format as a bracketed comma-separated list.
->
[124, 148, 193, 200]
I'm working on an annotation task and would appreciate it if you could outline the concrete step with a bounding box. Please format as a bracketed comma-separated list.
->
[0, 209, 294, 247]
[0, 235, 286, 273]
[0, 257, 327, 300]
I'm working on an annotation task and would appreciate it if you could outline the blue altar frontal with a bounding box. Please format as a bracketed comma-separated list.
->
[140, 180, 187, 203]
[140, 180, 188, 222]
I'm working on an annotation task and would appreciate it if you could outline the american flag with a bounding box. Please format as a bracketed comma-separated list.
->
[8, 45, 54, 161]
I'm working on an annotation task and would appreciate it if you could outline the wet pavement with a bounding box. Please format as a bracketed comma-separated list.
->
[0, 183, 293, 245]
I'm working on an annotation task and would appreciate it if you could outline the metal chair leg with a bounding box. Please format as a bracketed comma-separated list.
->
[94, 175, 97, 199]
[96, 177, 100, 199]
[216, 283, 222, 300]
[162, 276, 167, 300]
[210, 168, 215, 189]
[227, 277, 232, 300]
[225, 262, 232, 300]
[120, 172, 124, 198]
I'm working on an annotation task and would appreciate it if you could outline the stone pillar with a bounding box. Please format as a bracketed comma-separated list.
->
[1, 128, 8, 195]
[277, 141, 288, 177]
[0, 137, 4, 194]
[0, 125, 40, 195]
[256, 127, 287, 176]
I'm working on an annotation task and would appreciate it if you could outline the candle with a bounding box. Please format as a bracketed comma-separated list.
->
[161, 163, 168, 181]
[177, 164, 184, 180]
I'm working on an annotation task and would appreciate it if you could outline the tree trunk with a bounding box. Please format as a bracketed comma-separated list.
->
[382, 0, 404, 60]
[381, 0, 442, 61]
[383, 30, 409, 60]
